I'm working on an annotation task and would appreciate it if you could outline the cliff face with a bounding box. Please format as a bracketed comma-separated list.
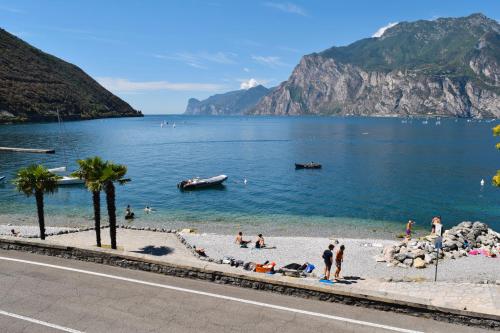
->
[251, 14, 500, 118]
[0, 29, 142, 123]
[185, 85, 270, 115]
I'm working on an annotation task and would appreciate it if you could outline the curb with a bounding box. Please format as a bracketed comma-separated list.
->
[0, 236, 499, 330]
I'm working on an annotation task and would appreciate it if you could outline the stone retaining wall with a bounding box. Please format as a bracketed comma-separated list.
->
[0, 237, 499, 330]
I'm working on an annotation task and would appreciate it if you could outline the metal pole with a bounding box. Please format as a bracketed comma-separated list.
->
[434, 247, 439, 282]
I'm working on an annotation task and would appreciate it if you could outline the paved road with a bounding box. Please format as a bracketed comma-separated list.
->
[0, 250, 490, 333]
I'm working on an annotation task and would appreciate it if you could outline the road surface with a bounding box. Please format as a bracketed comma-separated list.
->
[0, 249, 489, 332]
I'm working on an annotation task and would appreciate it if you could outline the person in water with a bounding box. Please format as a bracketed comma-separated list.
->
[405, 220, 415, 240]
[255, 234, 265, 248]
[322, 244, 335, 280]
[125, 205, 135, 219]
[235, 232, 251, 246]
[334, 245, 345, 280]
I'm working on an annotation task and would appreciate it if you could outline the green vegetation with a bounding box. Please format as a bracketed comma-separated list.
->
[320, 14, 499, 86]
[101, 162, 129, 250]
[72, 157, 107, 247]
[0, 29, 142, 123]
[13, 165, 60, 240]
[492, 125, 500, 187]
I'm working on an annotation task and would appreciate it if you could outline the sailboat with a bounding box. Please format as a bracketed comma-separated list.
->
[51, 110, 84, 186]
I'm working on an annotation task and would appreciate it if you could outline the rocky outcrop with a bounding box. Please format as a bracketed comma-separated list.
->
[0, 29, 142, 123]
[379, 221, 500, 268]
[185, 85, 270, 115]
[251, 14, 500, 118]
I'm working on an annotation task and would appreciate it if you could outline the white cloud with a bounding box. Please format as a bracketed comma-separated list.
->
[243, 67, 250, 72]
[154, 51, 237, 69]
[264, 2, 307, 16]
[252, 55, 287, 67]
[96, 77, 225, 92]
[372, 22, 398, 38]
[240, 78, 259, 89]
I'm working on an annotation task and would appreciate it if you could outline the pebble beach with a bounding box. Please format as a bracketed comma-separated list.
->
[182, 233, 500, 283]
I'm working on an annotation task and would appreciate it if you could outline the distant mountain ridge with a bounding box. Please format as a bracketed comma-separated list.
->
[0, 29, 142, 123]
[185, 85, 270, 115]
[250, 13, 500, 118]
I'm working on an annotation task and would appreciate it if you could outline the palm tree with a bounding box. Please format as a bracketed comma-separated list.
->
[101, 161, 129, 249]
[72, 157, 106, 247]
[13, 165, 59, 240]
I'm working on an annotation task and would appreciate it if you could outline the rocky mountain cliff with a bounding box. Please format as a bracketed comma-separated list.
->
[185, 85, 270, 115]
[251, 14, 500, 118]
[0, 29, 142, 123]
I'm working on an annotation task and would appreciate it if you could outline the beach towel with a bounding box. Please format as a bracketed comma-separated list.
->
[319, 279, 334, 285]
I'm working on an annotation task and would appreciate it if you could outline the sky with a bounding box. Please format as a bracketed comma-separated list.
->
[0, 0, 499, 114]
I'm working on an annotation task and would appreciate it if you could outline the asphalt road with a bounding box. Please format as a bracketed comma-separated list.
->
[0, 249, 489, 333]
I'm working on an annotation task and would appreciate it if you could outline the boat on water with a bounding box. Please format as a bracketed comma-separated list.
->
[0, 176, 5, 182]
[49, 167, 84, 186]
[295, 162, 322, 169]
[178, 174, 228, 190]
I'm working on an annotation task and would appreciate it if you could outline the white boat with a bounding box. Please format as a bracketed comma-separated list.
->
[49, 166, 84, 186]
[178, 175, 228, 190]
[57, 176, 84, 185]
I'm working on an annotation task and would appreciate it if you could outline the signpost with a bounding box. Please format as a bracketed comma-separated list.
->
[434, 235, 443, 282]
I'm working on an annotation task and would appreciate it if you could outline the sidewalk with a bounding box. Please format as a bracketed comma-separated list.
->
[1, 228, 500, 321]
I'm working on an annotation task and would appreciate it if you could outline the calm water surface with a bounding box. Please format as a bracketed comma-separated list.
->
[0, 116, 499, 236]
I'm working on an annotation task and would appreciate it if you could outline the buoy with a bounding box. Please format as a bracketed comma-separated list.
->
[481, 179, 485, 186]
[244, 178, 247, 185]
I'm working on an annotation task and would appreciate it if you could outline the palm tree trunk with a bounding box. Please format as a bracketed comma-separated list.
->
[92, 190, 101, 247]
[35, 190, 45, 240]
[105, 182, 117, 249]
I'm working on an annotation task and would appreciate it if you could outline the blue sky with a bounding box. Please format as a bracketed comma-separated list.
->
[1, 0, 499, 114]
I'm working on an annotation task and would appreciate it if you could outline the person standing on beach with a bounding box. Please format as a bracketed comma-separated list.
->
[322, 244, 334, 280]
[334, 245, 345, 280]
[405, 220, 415, 240]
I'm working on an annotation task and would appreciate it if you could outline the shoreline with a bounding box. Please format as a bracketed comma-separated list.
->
[0, 213, 424, 240]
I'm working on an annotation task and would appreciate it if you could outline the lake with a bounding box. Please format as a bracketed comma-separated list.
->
[0, 115, 499, 237]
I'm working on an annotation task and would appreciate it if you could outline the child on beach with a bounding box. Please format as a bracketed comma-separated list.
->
[334, 245, 345, 280]
[322, 244, 334, 280]
[405, 220, 415, 240]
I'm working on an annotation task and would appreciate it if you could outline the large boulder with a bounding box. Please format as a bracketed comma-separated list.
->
[413, 257, 426, 269]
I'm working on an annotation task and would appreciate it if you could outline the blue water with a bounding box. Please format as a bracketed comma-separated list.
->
[1, 116, 499, 236]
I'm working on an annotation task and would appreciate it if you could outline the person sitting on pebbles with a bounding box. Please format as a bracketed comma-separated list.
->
[255, 234, 266, 248]
[235, 231, 251, 247]
[10, 229, 19, 237]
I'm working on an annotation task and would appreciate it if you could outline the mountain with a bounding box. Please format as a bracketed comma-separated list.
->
[185, 85, 270, 115]
[251, 14, 500, 118]
[0, 29, 141, 123]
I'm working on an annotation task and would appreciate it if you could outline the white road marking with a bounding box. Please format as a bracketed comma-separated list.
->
[0, 256, 423, 333]
[0, 309, 84, 333]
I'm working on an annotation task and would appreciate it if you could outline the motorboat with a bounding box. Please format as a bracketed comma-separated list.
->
[49, 167, 84, 186]
[178, 174, 228, 190]
[57, 175, 84, 185]
[295, 162, 322, 169]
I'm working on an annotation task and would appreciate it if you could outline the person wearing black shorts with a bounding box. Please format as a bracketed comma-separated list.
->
[322, 244, 335, 280]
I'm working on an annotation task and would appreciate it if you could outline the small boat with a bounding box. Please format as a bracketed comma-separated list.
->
[295, 162, 322, 169]
[0, 176, 5, 182]
[57, 176, 84, 185]
[178, 174, 228, 190]
[49, 167, 84, 186]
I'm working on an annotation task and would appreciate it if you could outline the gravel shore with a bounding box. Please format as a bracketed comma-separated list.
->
[182, 233, 500, 283]
[0, 225, 76, 237]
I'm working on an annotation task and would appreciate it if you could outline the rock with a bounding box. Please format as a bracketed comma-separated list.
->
[403, 258, 413, 266]
[424, 253, 433, 264]
[413, 257, 426, 269]
[394, 253, 407, 262]
[375, 255, 386, 262]
[397, 263, 409, 269]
